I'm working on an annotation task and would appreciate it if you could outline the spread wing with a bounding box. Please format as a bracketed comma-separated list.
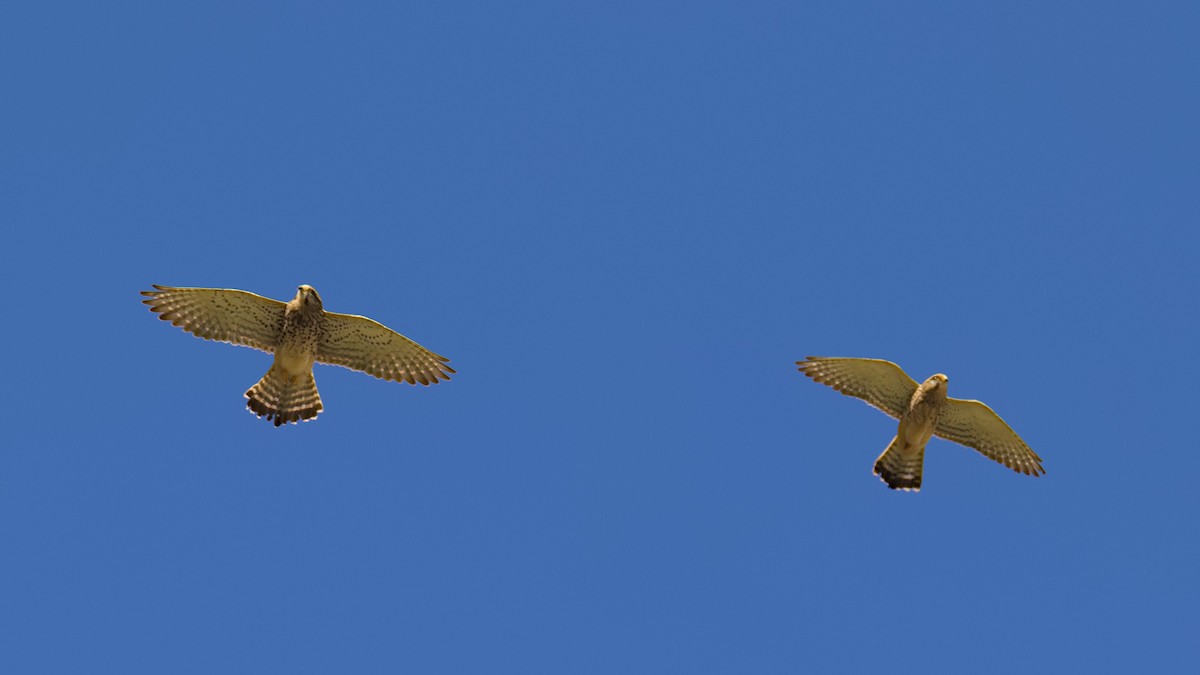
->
[316, 312, 454, 385]
[141, 285, 286, 353]
[796, 356, 919, 419]
[935, 398, 1045, 476]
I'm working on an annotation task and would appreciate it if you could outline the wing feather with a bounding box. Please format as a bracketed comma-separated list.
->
[796, 356, 918, 419]
[316, 312, 454, 385]
[141, 285, 285, 353]
[935, 398, 1045, 476]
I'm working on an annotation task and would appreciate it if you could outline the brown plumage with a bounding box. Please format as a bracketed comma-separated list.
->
[142, 284, 453, 425]
[797, 356, 1044, 492]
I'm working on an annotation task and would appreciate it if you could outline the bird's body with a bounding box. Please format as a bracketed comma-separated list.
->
[900, 375, 945, 448]
[873, 373, 947, 490]
[242, 286, 327, 425]
[142, 284, 453, 425]
[276, 288, 324, 375]
[796, 357, 1043, 491]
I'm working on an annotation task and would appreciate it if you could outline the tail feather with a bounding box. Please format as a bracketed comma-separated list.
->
[245, 365, 323, 426]
[873, 436, 924, 492]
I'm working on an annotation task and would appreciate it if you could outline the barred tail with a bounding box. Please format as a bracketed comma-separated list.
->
[873, 436, 924, 492]
[244, 365, 323, 427]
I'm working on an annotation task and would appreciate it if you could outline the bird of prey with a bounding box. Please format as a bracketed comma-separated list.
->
[141, 284, 454, 425]
[796, 356, 1043, 491]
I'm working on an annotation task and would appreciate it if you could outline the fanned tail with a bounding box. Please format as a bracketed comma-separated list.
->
[244, 365, 323, 426]
[873, 436, 924, 492]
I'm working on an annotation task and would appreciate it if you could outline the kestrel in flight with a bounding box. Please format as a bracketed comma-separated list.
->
[142, 284, 454, 426]
[796, 356, 1043, 491]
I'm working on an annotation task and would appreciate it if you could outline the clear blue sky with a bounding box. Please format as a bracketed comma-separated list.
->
[2, 2, 1197, 672]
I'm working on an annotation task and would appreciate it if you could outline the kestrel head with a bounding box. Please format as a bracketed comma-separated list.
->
[296, 284, 323, 311]
[924, 373, 949, 390]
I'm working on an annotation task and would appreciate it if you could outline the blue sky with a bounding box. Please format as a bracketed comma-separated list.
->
[2, 2, 1197, 672]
